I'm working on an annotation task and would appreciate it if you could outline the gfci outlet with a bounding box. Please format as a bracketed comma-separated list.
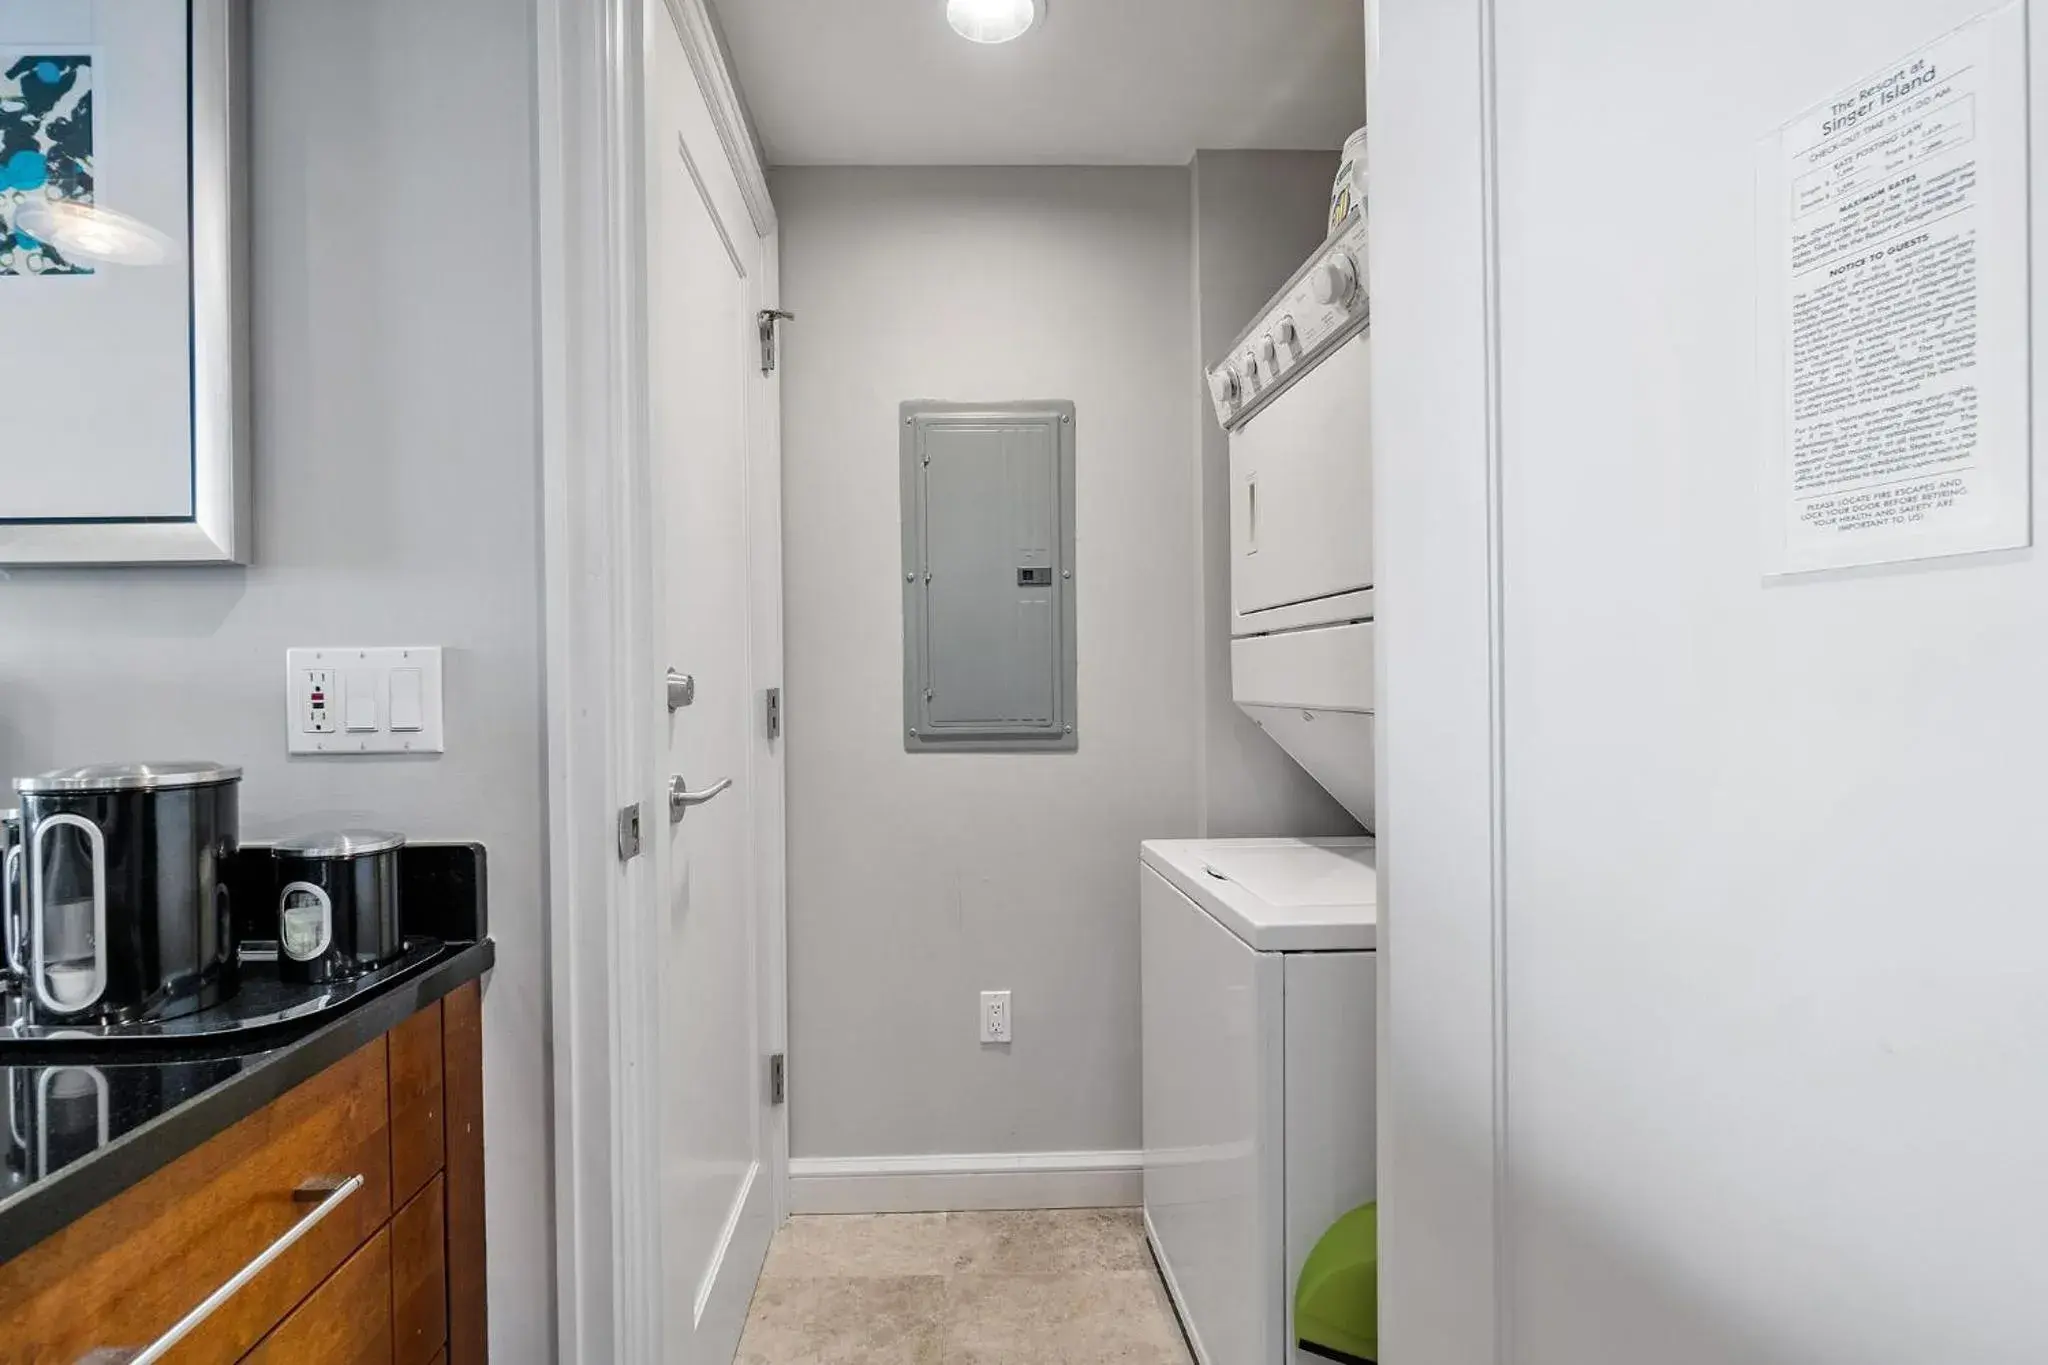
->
[980, 990, 1012, 1044]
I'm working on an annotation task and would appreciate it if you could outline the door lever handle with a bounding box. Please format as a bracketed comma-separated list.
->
[668, 775, 733, 823]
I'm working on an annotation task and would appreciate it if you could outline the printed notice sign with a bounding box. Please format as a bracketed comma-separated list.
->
[1758, 4, 2032, 574]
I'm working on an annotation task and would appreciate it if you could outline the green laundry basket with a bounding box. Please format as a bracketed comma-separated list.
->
[1295, 1202, 1377, 1364]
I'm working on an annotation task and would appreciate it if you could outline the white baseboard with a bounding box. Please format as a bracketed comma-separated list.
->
[788, 1149, 1143, 1215]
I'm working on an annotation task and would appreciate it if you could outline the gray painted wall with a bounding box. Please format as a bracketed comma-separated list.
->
[1189, 151, 1362, 839]
[776, 166, 1203, 1159]
[0, 1, 552, 1354]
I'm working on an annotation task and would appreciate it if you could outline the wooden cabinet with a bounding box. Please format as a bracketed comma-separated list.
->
[0, 981, 487, 1364]
[392, 1176, 449, 1365]
[0, 1043, 392, 1363]
[389, 1003, 447, 1207]
[442, 982, 488, 1364]
[243, 1227, 394, 1365]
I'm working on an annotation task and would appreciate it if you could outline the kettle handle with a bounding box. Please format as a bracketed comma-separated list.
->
[30, 815, 107, 1015]
[2, 845, 20, 976]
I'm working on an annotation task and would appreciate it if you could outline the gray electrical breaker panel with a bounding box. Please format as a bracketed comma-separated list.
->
[902, 400, 1077, 752]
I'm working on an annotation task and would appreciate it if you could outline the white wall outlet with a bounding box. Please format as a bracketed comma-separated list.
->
[301, 668, 338, 734]
[980, 990, 1012, 1044]
[287, 647, 446, 755]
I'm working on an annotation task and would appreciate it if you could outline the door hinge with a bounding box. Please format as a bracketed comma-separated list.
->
[768, 1052, 787, 1105]
[758, 308, 795, 374]
[765, 686, 783, 741]
[616, 803, 643, 862]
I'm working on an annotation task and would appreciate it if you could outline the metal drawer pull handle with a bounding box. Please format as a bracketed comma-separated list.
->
[668, 775, 733, 823]
[81, 1173, 364, 1365]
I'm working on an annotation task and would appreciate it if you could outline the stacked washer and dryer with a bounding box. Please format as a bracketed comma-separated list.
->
[1142, 206, 1377, 1365]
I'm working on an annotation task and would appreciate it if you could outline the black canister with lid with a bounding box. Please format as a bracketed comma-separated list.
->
[272, 830, 405, 985]
[13, 762, 241, 1024]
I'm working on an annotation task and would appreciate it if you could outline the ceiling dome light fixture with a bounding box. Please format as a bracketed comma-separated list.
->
[946, 0, 1040, 44]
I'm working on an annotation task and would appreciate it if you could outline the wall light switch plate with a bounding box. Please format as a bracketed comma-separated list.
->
[980, 990, 1012, 1044]
[287, 648, 445, 755]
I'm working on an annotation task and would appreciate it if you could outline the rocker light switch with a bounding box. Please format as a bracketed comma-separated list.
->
[344, 671, 379, 732]
[389, 669, 424, 732]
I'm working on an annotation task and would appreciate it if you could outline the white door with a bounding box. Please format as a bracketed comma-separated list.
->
[646, 10, 780, 1361]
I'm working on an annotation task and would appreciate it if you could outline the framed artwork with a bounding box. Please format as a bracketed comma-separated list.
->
[0, 0, 248, 565]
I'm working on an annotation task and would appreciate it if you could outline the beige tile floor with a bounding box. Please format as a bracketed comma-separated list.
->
[736, 1209, 1194, 1364]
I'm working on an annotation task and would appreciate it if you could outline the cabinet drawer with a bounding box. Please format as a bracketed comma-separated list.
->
[242, 1225, 393, 1365]
[0, 1037, 393, 1363]
[389, 1000, 446, 1205]
[392, 1175, 448, 1365]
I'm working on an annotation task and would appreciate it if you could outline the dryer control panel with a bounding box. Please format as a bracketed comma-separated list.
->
[1207, 209, 1371, 432]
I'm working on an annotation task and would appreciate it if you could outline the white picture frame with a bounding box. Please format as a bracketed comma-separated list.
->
[0, 0, 248, 565]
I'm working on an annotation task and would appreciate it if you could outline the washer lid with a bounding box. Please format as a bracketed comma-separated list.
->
[274, 829, 406, 859]
[1141, 837, 1377, 952]
[15, 761, 243, 794]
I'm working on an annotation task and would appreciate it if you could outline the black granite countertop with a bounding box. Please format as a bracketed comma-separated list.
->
[0, 938, 493, 1265]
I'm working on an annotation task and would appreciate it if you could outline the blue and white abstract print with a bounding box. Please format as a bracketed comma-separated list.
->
[0, 53, 93, 276]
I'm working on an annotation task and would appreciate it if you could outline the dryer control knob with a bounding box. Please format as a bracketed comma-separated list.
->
[1242, 351, 1262, 381]
[1210, 367, 1240, 405]
[1258, 334, 1278, 366]
[1312, 253, 1359, 307]
[1273, 316, 1297, 346]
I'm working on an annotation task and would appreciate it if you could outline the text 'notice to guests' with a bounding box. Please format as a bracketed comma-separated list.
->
[1758, 3, 2031, 575]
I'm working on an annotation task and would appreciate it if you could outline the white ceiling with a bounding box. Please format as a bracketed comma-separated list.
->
[710, 0, 1367, 167]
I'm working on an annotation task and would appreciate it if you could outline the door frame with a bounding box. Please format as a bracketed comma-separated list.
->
[1368, 1, 1510, 1363]
[536, 0, 784, 1358]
